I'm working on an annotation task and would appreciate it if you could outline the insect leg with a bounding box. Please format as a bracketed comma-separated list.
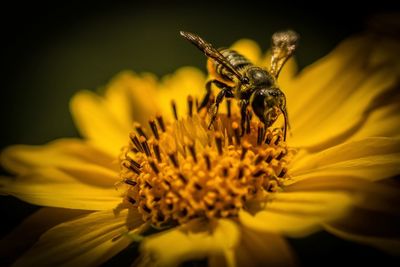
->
[239, 100, 249, 136]
[207, 83, 234, 129]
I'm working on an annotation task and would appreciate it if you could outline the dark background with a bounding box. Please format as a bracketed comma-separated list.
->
[1, 1, 399, 266]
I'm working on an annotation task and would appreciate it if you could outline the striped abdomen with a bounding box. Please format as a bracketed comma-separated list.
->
[207, 49, 252, 84]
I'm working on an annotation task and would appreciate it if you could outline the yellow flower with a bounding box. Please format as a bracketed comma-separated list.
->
[1, 30, 400, 267]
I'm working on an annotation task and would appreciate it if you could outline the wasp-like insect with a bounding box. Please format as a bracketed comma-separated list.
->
[180, 30, 299, 140]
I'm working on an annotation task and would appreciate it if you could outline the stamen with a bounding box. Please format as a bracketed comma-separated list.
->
[156, 113, 166, 132]
[149, 119, 160, 140]
[254, 151, 267, 165]
[153, 141, 162, 162]
[237, 166, 244, 179]
[274, 135, 281, 145]
[215, 132, 223, 155]
[126, 155, 141, 169]
[203, 153, 211, 170]
[171, 100, 178, 120]
[123, 161, 141, 175]
[129, 133, 143, 152]
[188, 142, 197, 163]
[149, 160, 160, 174]
[276, 150, 285, 160]
[240, 142, 250, 160]
[187, 95, 194, 117]
[124, 178, 137, 186]
[140, 136, 152, 157]
[226, 99, 231, 118]
[168, 152, 179, 168]
[178, 173, 188, 183]
[252, 169, 266, 177]
[222, 167, 228, 177]
[232, 122, 241, 146]
[278, 168, 287, 177]
[135, 123, 148, 140]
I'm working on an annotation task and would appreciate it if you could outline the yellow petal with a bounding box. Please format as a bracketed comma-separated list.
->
[230, 39, 262, 64]
[12, 209, 144, 267]
[156, 67, 206, 119]
[0, 168, 122, 210]
[240, 191, 353, 238]
[290, 137, 400, 182]
[234, 228, 298, 267]
[324, 224, 400, 256]
[139, 219, 239, 267]
[0, 208, 89, 266]
[287, 35, 400, 150]
[1, 139, 119, 181]
[70, 90, 130, 156]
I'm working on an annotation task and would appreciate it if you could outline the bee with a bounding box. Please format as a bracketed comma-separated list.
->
[180, 30, 299, 140]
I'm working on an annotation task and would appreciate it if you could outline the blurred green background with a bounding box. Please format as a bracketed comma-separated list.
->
[1, 1, 399, 266]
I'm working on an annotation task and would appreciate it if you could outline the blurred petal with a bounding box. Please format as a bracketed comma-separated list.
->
[324, 224, 400, 256]
[240, 191, 353, 238]
[138, 219, 239, 267]
[234, 228, 298, 267]
[290, 137, 400, 182]
[288, 35, 400, 150]
[285, 175, 400, 255]
[1, 139, 119, 182]
[12, 209, 144, 267]
[231, 39, 262, 64]
[70, 90, 130, 156]
[156, 67, 206, 119]
[0, 208, 89, 266]
[0, 168, 122, 210]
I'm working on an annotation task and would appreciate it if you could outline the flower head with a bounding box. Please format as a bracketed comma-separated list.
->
[1, 28, 400, 267]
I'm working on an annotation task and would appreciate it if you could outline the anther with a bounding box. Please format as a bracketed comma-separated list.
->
[232, 122, 241, 146]
[156, 113, 166, 132]
[254, 151, 267, 165]
[278, 168, 287, 177]
[222, 167, 228, 177]
[139, 136, 152, 157]
[128, 197, 136, 205]
[257, 124, 265, 146]
[187, 95, 194, 117]
[188, 142, 197, 163]
[149, 160, 160, 174]
[123, 161, 141, 175]
[178, 173, 188, 183]
[168, 152, 179, 168]
[240, 141, 250, 160]
[153, 141, 162, 162]
[265, 134, 272, 145]
[226, 99, 232, 118]
[238, 166, 244, 179]
[265, 154, 273, 163]
[134, 123, 148, 140]
[276, 151, 285, 160]
[149, 119, 160, 140]
[215, 132, 223, 155]
[129, 133, 144, 152]
[195, 98, 199, 112]
[171, 100, 178, 120]
[253, 169, 266, 177]
[124, 178, 137, 186]
[203, 153, 211, 170]
[126, 155, 141, 169]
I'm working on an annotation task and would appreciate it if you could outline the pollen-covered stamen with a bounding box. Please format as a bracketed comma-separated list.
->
[119, 97, 295, 228]
[171, 100, 178, 120]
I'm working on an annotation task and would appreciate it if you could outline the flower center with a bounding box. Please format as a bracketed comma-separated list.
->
[118, 96, 294, 228]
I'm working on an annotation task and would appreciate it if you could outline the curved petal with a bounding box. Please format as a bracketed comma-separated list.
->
[12, 209, 144, 267]
[240, 191, 353, 238]
[234, 227, 298, 267]
[287, 35, 400, 150]
[290, 137, 400, 182]
[284, 175, 400, 255]
[0, 168, 122, 210]
[0, 208, 90, 266]
[324, 224, 400, 256]
[70, 90, 130, 156]
[1, 139, 119, 182]
[138, 219, 239, 267]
